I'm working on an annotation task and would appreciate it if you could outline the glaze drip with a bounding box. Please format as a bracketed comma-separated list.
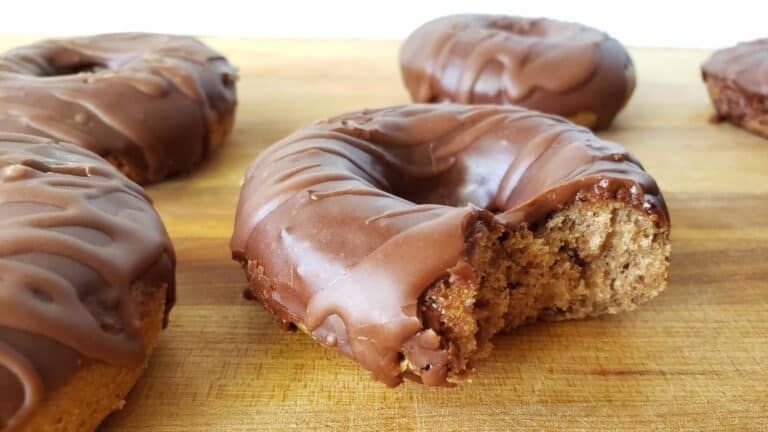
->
[400, 15, 635, 130]
[231, 104, 667, 386]
[702, 38, 768, 95]
[0, 33, 238, 184]
[0, 133, 175, 430]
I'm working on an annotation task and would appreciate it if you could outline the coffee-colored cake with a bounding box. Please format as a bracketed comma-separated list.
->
[231, 104, 671, 386]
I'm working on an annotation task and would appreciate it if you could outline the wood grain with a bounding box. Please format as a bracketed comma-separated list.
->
[3, 36, 767, 431]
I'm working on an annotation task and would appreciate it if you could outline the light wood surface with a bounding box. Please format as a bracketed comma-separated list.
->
[5, 37, 766, 431]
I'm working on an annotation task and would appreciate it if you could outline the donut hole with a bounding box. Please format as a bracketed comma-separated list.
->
[30, 287, 53, 303]
[210, 58, 237, 89]
[486, 17, 549, 39]
[389, 165, 497, 209]
[222, 74, 234, 88]
[48, 61, 106, 77]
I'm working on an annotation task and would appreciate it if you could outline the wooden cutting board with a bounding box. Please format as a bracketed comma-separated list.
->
[3, 36, 766, 431]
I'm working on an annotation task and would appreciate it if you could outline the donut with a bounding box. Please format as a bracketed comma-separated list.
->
[0, 33, 238, 184]
[231, 104, 670, 386]
[0, 133, 174, 431]
[400, 15, 635, 130]
[702, 39, 768, 138]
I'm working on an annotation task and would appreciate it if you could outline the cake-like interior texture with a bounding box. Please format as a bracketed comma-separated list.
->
[415, 200, 670, 383]
[231, 104, 671, 387]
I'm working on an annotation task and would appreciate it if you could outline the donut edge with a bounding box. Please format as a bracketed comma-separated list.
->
[11, 283, 168, 432]
[238, 199, 670, 387]
[702, 72, 768, 138]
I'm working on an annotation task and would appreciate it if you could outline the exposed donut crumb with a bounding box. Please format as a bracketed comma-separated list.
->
[416, 200, 670, 382]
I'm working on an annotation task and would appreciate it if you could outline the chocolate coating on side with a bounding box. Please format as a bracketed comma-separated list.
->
[0, 33, 237, 184]
[0, 133, 175, 430]
[400, 15, 635, 130]
[230, 104, 667, 386]
[702, 39, 768, 96]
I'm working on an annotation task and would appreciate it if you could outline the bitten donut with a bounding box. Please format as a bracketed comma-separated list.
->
[0, 33, 238, 184]
[702, 39, 768, 138]
[400, 15, 635, 130]
[0, 134, 175, 431]
[231, 104, 670, 387]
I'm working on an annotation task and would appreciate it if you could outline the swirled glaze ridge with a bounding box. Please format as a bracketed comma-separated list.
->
[0, 33, 238, 184]
[231, 104, 668, 386]
[0, 133, 175, 430]
[401, 15, 635, 130]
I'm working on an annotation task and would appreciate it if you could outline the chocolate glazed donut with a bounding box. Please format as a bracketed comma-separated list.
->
[231, 104, 670, 387]
[0, 134, 174, 431]
[702, 39, 768, 138]
[0, 33, 237, 184]
[401, 15, 635, 130]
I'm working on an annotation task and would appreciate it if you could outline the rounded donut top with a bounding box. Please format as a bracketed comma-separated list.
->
[400, 15, 635, 129]
[0, 33, 238, 184]
[0, 133, 175, 430]
[702, 38, 768, 95]
[231, 104, 667, 386]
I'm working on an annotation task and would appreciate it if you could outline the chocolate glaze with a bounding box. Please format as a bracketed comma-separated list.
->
[400, 15, 635, 130]
[702, 39, 768, 96]
[0, 33, 237, 184]
[230, 104, 668, 386]
[0, 133, 175, 430]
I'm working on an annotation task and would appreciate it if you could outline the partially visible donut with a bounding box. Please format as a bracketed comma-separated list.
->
[702, 39, 768, 138]
[0, 33, 238, 184]
[0, 133, 175, 431]
[400, 15, 635, 130]
[231, 104, 670, 387]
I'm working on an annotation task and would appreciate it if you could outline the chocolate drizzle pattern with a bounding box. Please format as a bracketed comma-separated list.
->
[0, 133, 175, 430]
[0, 33, 237, 184]
[231, 104, 667, 386]
[702, 38, 768, 96]
[400, 15, 635, 130]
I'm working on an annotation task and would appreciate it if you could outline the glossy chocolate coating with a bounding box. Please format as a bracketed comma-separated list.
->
[0, 134, 175, 430]
[0, 33, 237, 184]
[702, 39, 768, 96]
[400, 15, 635, 130]
[231, 104, 667, 386]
